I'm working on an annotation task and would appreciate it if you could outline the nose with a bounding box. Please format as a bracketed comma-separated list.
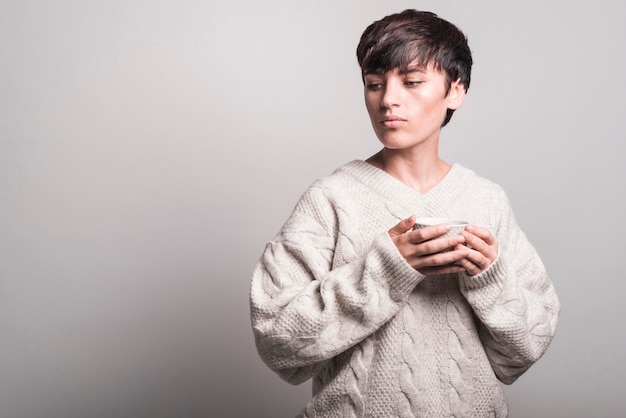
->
[381, 80, 402, 109]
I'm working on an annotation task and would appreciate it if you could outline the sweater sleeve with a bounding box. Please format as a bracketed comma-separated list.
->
[250, 185, 423, 385]
[458, 187, 560, 384]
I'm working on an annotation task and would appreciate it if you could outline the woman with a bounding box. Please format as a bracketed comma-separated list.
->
[250, 9, 560, 417]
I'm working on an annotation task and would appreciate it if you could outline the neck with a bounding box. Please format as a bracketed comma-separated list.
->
[366, 148, 451, 194]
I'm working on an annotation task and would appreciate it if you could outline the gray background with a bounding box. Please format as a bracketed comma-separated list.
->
[1, 1, 624, 417]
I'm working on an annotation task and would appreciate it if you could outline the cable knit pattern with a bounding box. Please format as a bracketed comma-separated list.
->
[250, 160, 560, 417]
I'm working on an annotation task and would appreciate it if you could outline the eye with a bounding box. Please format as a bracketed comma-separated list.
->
[405, 80, 423, 87]
[366, 83, 383, 91]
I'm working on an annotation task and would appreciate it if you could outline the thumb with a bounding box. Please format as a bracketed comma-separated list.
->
[389, 215, 416, 236]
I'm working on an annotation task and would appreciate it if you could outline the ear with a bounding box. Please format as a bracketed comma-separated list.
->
[446, 78, 466, 110]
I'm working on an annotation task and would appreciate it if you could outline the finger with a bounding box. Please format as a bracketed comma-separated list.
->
[389, 215, 416, 236]
[461, 227, 498, 263]
[455, 245, 489, 275]
[413, 245, 469, 270]
[464, 224, 496, 245]
[461, 230, 484, 252]
[417, 247, 470, 275]
[455, 258, 480, 276]
[413, 234, 465, 254]
[409, 223, 453, 244]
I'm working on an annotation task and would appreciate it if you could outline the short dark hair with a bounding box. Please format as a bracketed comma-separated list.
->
[356, 10, 473, 126]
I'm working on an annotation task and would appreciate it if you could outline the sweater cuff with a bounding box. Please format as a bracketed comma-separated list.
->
[371, 232, 425, 301]
[459, 254, 507, 294]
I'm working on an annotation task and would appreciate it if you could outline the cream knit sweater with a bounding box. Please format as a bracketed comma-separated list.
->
[250, 160, 560, 418]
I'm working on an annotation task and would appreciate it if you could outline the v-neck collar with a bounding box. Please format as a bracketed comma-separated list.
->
[337, 160, 467, 216]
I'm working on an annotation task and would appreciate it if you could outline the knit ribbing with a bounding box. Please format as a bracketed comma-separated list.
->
[336, 160, 466, 217]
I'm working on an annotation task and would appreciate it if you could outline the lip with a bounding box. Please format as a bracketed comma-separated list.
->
[380, 115, 406, 128]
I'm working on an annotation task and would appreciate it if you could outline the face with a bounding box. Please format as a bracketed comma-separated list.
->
[363, 63, 465, 152]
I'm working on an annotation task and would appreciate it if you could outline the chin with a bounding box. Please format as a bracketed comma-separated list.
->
[377, 137, 413, 150]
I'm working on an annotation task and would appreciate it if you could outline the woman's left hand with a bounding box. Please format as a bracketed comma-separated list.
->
[456, 224, 499, 276]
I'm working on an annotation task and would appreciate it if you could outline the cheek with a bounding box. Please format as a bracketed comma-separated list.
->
[420, 96, 448, 120]
[364, 97, 378, 117]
